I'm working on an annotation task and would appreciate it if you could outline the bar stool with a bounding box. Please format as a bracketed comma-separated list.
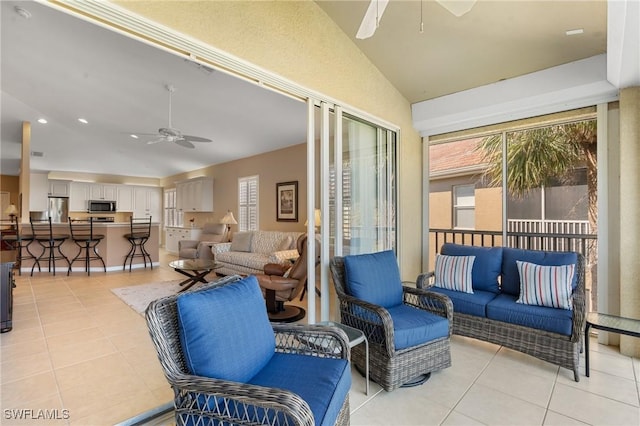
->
[69, 218, 106, 276]
[30, 217, 71, 276]
[123, 216, 152, 271]
[1, 216, 39, 276]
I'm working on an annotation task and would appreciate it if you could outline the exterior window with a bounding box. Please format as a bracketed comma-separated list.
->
[238, 175, 259, 231]
[164, 188, 182, 227]
[453, 184, 475, 229]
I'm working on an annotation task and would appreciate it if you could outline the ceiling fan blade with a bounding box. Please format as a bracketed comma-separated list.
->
[182, 135, 212, 143]
[356, 0, 389, 40]
[146, 138, 166, 145]
[175, 139, 195, 149]
[436, 0, 476, 17]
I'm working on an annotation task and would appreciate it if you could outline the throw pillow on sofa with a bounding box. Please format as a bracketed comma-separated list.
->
[433, 254, 475, 294]
[516, 260, 575, 310]
[231, 231, 253, 252]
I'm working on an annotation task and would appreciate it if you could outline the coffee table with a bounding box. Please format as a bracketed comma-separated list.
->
[169, 259, 222, 292]
[585, 312, 640, 377]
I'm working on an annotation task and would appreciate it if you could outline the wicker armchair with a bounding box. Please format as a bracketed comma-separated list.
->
[330, 252, 453, 392]
[145, 274, 351, 426]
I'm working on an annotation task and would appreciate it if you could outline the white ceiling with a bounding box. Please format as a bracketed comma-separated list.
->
[1, 1, 608, 179]
[0, 1, 307, 178]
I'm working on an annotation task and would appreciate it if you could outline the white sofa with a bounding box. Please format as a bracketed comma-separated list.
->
[212, 230, 302, 276]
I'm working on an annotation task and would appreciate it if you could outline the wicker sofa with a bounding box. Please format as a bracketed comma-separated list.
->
[213, 230, 302, 276]
[419, 243, 585, 381]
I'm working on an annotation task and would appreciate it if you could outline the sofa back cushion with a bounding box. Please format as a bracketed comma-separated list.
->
[441, 244, 503, 293]
[344, 250, 403, 308]
[176, 275, 275, 382]
[231, 231, 253, 252]
[252, 231, 301, 254]
[502, 248, 578, 296]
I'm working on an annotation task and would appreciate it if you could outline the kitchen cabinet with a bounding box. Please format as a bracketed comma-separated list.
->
[117, 186, 134, 212]
[89, 183, 117, 201]
[69, 182, 89, 211]
[29, 173, 49, 212]
[176, 177, 213, 212]
[48, 180, 70, 197]
[165, 227, 202, 254]
[133, 186, 161, 220]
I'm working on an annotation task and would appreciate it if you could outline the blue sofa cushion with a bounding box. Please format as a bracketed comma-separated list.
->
[433, 254, 475, 293]
[429, 287, 497, 317]
[386, 304, 449, 350]
[249, 353, 351, 426]
[486, 293, 573, 336]
[441, 244, 503, 293]
[502, 248, 578, 296]
[344, 250, 403, 308]
[176, 275, 275, 382]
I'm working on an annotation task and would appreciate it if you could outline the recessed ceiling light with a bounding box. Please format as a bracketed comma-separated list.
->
[130, 134, 139, 139]
[78, 118, 88, 124]
[566, 29, 584, 36]
[37, 118, 48, 124]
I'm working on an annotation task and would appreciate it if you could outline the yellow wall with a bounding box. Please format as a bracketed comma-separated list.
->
[0, 175, 20, 205]
[115, 0, 423, 279]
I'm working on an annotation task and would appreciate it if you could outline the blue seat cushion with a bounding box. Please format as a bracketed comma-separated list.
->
[429, 287, 497, 317]
[249, 353, 351, 426]
[344, 250, 403, 308]
[176, 275, 275, 382]
[486, 293, 573, 336]
[441, 244, 503, 293]
[386, 304, 449, 350]
[502, 248, 578, 296]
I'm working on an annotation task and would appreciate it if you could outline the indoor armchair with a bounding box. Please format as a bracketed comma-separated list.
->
[145, 274, 351, 426]
[178, 222, 227, 260]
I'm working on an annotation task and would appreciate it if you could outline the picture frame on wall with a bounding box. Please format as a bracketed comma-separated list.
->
[276, 181, 298, 222]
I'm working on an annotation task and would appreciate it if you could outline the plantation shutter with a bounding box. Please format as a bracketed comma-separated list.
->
[239, 176, 259, 231]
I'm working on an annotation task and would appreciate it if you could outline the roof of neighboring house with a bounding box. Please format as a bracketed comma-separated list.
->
[429, 138, 487, 176]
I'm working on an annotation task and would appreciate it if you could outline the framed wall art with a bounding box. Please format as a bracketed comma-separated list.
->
[276, 181, 298, 222]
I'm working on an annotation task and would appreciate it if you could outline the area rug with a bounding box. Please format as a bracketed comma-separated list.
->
[111, 280, 184, 315]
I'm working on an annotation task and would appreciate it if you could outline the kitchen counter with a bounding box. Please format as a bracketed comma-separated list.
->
[17, 222, 160, 273]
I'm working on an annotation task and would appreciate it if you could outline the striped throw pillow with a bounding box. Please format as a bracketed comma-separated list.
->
[516, 261, 575, 310]
[434, 254, 475, 294]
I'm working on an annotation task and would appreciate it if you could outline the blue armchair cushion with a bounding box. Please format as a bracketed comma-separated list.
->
[441, 244, 503, 293]
[486, 293, 573, 336]
[502, 248, 578, 296]
[249, 353, 351, 426]
[386, 304, 449, 350]
[344, 250, 403, 308]
[429, 287, 497, 317]
[176, 275, 275, 382]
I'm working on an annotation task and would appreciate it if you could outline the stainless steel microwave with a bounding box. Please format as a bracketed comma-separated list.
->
[88, 200, 116, 212]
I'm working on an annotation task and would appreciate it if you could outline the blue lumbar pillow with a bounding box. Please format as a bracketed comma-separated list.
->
[344, 250, 403, 308]
[176, 275, 275, 382]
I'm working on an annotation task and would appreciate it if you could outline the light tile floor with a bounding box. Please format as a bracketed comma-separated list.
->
[1, 250, 639, 425]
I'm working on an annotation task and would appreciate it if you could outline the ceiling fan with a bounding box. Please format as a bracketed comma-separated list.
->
[356, 0, 476, 39]
[134, 84, 212, 149]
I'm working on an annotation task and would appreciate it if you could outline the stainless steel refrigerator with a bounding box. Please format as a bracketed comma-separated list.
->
[47, 197, 69, 223]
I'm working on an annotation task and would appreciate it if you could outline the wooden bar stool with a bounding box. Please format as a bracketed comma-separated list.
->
[1, 216, 39, 276]
[123, 216, 152, 271]
[30, 217, 70, 276]
[69, 218, 106, 275]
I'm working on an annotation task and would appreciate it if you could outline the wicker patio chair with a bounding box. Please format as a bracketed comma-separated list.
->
[330, 251, 453, 392]
[145, 274, 351, 426]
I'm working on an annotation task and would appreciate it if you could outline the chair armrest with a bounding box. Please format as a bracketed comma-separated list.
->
[169, 373, 314, 426]
[264, 263, 289, 276]
[269, 249, 300, 264]
[402, 286, 454, 336]
[416, 271, 435, 289]
[212, 242, 232, 254]
[272, 323, 351, 360]
[195, 242, 215, 260]
[178, 239, 198, 250]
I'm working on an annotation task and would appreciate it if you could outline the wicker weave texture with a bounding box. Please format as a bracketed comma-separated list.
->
[330, 256, 453, 392]
[145, 275, 350, 425]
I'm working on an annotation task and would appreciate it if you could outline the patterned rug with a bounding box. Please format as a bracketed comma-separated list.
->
[111, 280, 184, 315]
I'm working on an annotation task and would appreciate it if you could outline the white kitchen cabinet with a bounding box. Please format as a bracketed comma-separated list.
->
[133, 186, 162, 220]
[116, 185, 134, 212]
[89, 183, 117, 200]
[48, 180, 70, 197]
[176, 177, 213, 212]
[165, 227, 202, 254]
[69, 182, 89, 211]
[29, 173, 49, 212]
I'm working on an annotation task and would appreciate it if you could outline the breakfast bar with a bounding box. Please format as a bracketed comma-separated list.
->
[16, 222, 160, 273]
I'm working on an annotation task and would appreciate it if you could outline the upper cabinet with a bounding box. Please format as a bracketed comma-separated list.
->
[48, 180, 70, 197]
[69, 182, 89, 211]
[89, 183, 117, 200]
[133, 186, 162, 220]
[177, 177, 214, 212]
[117, 186, 134, 212]
[29, 173, 49, 211]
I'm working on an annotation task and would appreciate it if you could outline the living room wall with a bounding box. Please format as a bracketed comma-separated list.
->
[0, 175, 20, 205]
[163, 143, 308, 234]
